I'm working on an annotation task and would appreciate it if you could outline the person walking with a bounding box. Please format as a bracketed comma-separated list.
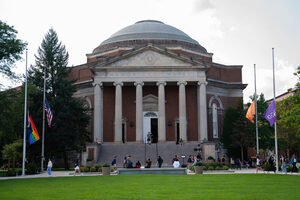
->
[47, 159, 53, 176]
[157, 156, 163, 168]
[281, 155, 287, 174]
[256, 156, 262, 173]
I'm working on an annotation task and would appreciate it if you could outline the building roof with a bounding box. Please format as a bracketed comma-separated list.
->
[101, 20, 199, 46]
[91, 20, 208, 55]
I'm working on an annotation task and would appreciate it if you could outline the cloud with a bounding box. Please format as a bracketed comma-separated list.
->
[194, 0, 215, 12]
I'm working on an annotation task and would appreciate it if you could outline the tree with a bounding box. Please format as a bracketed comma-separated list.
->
[293, 66, 300, 87]
[2, 139, 23, 169]
[29, 29, 90, 169]
[221, 101, 254, 160]
[276, 93, 300, 156]
[248, 94, 274, 151]
[0, 20, 27, 80]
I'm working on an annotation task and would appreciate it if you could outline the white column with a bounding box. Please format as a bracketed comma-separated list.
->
[134, 81, 144, 142]
[93, 82, 103, 143]
[114, 82, 123, 142]
[157, 81, 166, 142]
[198, 81, 208, 141]
[177, 81, 187, 141]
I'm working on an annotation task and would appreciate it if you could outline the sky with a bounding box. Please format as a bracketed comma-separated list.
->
[1, 0, 299, 103]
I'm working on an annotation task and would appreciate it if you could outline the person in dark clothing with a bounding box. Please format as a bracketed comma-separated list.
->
[146, 158, 152, 168]
[136, 161, 141, 168]
[157, 156, 163, 168]
[127, 155, 133, 168]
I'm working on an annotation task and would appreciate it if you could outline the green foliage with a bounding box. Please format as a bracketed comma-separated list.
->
[195, 162, 203, 166]
[94, 165, 102, 171]
[189, 166, 194, 171]
[102, 163, 110, 167]
[207, 156, 215, 161]
[0, 20, 27, 80]
[28, 28, 90, 169]
[223, 166, 230, 170]
[207, 166, 214, 170]
[25, 163, 39, 174]
[90, 167, 96, 172]
[2, 139, 23, 168]
[277, 94, 300, 155]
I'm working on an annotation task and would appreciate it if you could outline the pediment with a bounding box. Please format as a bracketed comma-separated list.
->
[143, 94, 158, 103]
[107, 49, 193, 67]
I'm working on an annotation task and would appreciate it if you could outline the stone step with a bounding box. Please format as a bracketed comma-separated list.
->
[96, 142, 200, 167]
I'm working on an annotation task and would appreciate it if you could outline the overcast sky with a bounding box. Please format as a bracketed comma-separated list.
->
[1, 0, 299, 103]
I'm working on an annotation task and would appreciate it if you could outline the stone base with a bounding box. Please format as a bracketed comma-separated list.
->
[202, 142, 216, 161]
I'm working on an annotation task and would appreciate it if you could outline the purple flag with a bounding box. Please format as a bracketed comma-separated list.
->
[264, 100, 276, 126]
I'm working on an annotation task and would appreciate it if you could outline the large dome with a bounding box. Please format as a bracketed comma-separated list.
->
[92, 20, 208, 54]
[101, 20, 199, 46]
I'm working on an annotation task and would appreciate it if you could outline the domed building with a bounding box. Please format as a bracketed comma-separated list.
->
[69, 20, 247, 166]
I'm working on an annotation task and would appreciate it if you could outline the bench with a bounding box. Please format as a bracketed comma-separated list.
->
[118, 168, 187, 175]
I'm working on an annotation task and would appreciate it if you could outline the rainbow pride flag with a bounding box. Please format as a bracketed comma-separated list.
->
[28, 114, 40, 144]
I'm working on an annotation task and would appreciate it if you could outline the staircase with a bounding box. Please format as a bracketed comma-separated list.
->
[97, 142, 200, 167]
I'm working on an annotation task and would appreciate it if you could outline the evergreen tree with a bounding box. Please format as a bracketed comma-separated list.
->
[221, 101, 254, 161]
[29, 29, 90, 169]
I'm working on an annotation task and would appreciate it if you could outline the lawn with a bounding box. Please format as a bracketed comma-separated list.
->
[0, 174, 299, 200]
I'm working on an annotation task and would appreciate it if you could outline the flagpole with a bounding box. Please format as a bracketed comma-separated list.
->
[41, 66, 46, 172]
[254, 64, 259, 157]
[22, 49, 28, 176]
[272, 48, 279, 173]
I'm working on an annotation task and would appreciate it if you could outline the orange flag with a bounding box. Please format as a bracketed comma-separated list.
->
[246, 101, 255, 123]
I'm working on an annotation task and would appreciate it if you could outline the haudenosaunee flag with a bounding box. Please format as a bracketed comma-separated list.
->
[264, 100, 276, 126]
[45, 98, 53, 127]
[28, 114, 40, 144]
[246, 101, 255, 123]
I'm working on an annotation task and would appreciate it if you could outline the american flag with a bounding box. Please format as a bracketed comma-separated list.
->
[45, 98, 53, 127]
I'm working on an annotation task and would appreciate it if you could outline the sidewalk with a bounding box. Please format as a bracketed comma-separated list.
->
[0, 168, 298, 180]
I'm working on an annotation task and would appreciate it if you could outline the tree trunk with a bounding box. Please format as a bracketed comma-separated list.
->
[63, 150, 69, 170]
[241, 145, 244, 162]
[8, 159, 10, 169]
[12, 158, 15, 168]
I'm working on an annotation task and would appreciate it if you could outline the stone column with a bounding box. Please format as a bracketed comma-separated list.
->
[93, 82, 103, 143]
[134, 81, 144, 142]
[177, 81, 187, 141]
[198, 81, 208, 141]
[157, 81, 166, 142]
[114, 82, 123, 142]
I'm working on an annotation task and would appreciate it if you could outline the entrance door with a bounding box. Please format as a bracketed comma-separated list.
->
[176, 122, 180, 144]
[151, 118, 158, 143]
[122, 123, 125, 143]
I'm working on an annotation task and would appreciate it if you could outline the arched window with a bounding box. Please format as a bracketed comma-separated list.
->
[212, 103, 218, 138]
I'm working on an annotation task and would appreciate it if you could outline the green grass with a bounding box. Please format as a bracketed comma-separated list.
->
[0, 174, 299, 200]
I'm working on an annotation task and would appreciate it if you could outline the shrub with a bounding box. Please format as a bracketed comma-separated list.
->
[98, 167, 102, 172]
[83, 167, 90, 172]
[94, 165, 102, 171]
[223, 166, 230, 170]
[6, 169, 17, 176]
[189, 166, 195, 171]
[203, 166, 208, 170]
[102, 163, 110, 167]
[90, 167, 97, 172]
[26, 163, 38, 175]
[207, 156, 215, 161]
[287, 164, 293, 172]
[195, 162, 203, 166]
[208, 166, 214, 170]
[215, 166, 222, 170]
[86, 158, 93, 162]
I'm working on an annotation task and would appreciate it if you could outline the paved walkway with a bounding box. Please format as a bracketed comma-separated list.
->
[0, 168, 298, 181]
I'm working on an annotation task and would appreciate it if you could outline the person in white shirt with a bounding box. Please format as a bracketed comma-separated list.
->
[47, 159, 53, 175]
